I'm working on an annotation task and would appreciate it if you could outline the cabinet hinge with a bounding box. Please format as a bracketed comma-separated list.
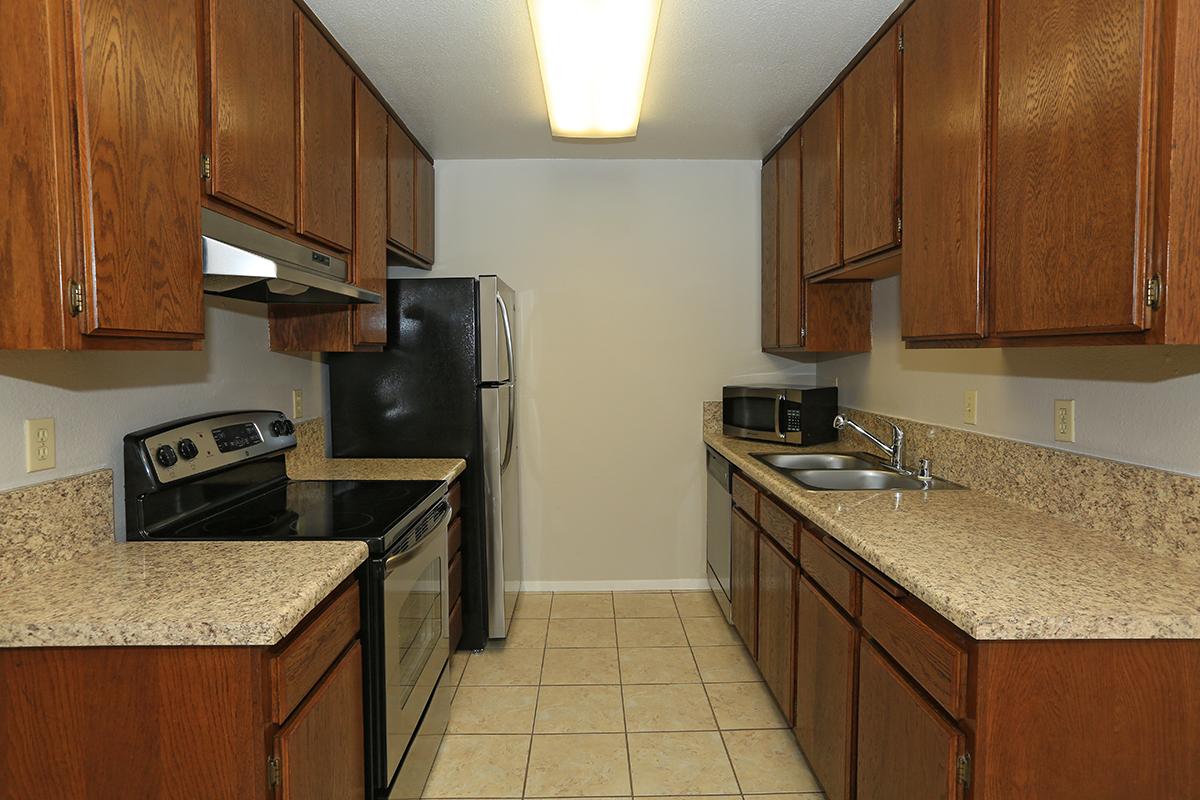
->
[896, 215, 903, 236]
[956, 753, 972, 787]
[201, 153, 212, 182]
[67, 279, 84, 317]
[1146, 274, 1163, 309]
[898, 30, 904, 52]
[267, 755, 281, 789]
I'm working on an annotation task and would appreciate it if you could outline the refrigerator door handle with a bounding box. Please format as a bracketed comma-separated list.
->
[498, 294, 516, 470]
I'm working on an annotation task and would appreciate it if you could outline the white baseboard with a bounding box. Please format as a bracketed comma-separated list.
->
[520, 578, 711, 593]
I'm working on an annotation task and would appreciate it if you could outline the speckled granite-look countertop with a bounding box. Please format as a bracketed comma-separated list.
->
[703, 419, 1200, 641]
[0, 541, 367, 648]
[285, 417, 465, 483]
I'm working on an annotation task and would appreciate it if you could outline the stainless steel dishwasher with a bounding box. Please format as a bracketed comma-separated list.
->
[705, 447, 733, 622]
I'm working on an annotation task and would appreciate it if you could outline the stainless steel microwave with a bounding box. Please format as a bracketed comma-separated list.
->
[722, 384, 838, 445]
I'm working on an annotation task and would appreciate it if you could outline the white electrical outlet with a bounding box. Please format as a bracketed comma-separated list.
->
[963, 390, 979, 425]
[24, 418, 56, 473]
[292, 389, 304, 419]
[1054, 399, 1076, 443]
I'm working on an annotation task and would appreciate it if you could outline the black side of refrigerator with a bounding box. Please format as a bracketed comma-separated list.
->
[327, 277, 490, 650]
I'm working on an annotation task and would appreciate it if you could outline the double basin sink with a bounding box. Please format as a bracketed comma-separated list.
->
[752, 452, 963, 492]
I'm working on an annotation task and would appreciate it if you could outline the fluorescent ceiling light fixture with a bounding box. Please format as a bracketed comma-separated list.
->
[527, 0, 662, 138]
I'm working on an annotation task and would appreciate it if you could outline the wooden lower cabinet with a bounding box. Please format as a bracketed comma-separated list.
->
[756, 533, 797, 722]
[0, 580, 363, 799]
[857, 639, 964, 800]
[731, 507, 759, 657]
[275, 641, 365, 800]
[795, 577, 857, 800]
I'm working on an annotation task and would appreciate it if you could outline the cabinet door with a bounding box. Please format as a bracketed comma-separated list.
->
[991, 0, 1154, 336]
[842, 26, 901, 263]
[802, 89, 842, 276]
[857, 640, 964, 800]
[900, 0, 987, 340]
[207, 0, 295, 226]
[0, 0, 71, 349]
[276, 641, 365, 799]
[297, 13, 354, 252]
[387, 118, 416, 252]
[795, 578, 857, 800]
[414, 151, 435, 263]
[756, 534, 797, 723]
[761, 155, 779, 349]
[777, 133, 803, 346]
[353, 81, 388, 346]
[731, 508, 759, 658]
[75, 0, 204, 339]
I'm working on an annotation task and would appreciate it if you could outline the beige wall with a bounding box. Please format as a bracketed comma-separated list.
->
[428, 159, 816, 589]
[0, 299, 326, 532]
[818, 277, 1200, 476]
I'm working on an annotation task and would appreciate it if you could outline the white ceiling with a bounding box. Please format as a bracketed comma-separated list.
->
[304, 0, 901, 159]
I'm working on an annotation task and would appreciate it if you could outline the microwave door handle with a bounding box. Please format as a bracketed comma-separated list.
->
[774, 395, 786, 440]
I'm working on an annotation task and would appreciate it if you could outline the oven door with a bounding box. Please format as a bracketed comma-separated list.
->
[381, 498, 451, 792]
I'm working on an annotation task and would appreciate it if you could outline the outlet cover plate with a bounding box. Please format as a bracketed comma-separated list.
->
[1054, 399, 1076, 443]
[963, 390, 979, 425]
[292, 389, 303, 420]
[24, 417, 56, 473]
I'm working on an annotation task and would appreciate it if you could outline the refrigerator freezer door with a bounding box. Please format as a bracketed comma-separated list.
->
[481, 383, 521, 637]
[478, 276, 516, 385]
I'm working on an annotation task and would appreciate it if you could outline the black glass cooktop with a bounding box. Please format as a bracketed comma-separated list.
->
[156, 479, 444, 552]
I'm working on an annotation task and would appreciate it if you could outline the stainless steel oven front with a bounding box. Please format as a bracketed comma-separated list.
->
[369, 494, 452, 797]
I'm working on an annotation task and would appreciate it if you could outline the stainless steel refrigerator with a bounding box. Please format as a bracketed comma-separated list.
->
[327, 276, 521, 647]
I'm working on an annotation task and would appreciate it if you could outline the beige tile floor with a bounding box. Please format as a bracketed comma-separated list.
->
[423, 591, 826, 799]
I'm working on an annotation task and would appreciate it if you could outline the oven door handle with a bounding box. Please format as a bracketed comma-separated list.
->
[773, 394, 786, 440]
[384, 499, 451, 574]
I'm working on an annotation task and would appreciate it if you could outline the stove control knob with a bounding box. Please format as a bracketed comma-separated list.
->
[283, 419, 295, 435]
[177, 438, 199, 460]
[271, 419, 287, 437]
[155, 444, 178, 468]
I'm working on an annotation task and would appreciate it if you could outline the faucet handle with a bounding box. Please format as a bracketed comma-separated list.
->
[917, 458, 932, 480]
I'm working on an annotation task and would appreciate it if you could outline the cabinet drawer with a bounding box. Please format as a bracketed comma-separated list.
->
[448, 481, 463, 521]
[448, 551, 463, 606]
[272, 580, 360, 723]
[861, 580, 968, 718]
[759, 495, 799, 558]
[731, 473, 759, 516]
[800, 527, 860, 615]
[448, 516, 463, 558]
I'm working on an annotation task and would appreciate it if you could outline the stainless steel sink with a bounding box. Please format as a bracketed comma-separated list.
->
[751, 452, 963, 492]
[754, 452, 880, 471]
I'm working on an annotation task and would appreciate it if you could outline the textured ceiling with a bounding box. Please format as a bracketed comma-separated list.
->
[304, 0, 901, 159]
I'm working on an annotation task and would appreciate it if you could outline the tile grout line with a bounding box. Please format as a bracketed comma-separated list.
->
[690, 633, 745, 796]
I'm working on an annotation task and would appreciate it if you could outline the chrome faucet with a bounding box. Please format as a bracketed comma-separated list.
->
[833, 415, 907, 473]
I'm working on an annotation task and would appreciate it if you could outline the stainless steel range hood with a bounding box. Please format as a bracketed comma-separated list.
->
[201, 209, 381, 304]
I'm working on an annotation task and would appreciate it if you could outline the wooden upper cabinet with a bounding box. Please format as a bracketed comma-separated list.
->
[387, 118, 417, 252]
[857, 640, 965, 800]
[414, 151, 436, 263]
[802, 89, 842, 277]
[0, 0, 71, 350]
[354, 81, 388, 347]
[761, 155, 779, 350]
[900, 0, 987, 341]
[75, 0, 204, 340]
[207, 0, 296, 226]
[297, 13, 354, 252]
[842, 26, 901, 263]
[777, 133, 803, 346]
[991, 0, 1155, 337]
